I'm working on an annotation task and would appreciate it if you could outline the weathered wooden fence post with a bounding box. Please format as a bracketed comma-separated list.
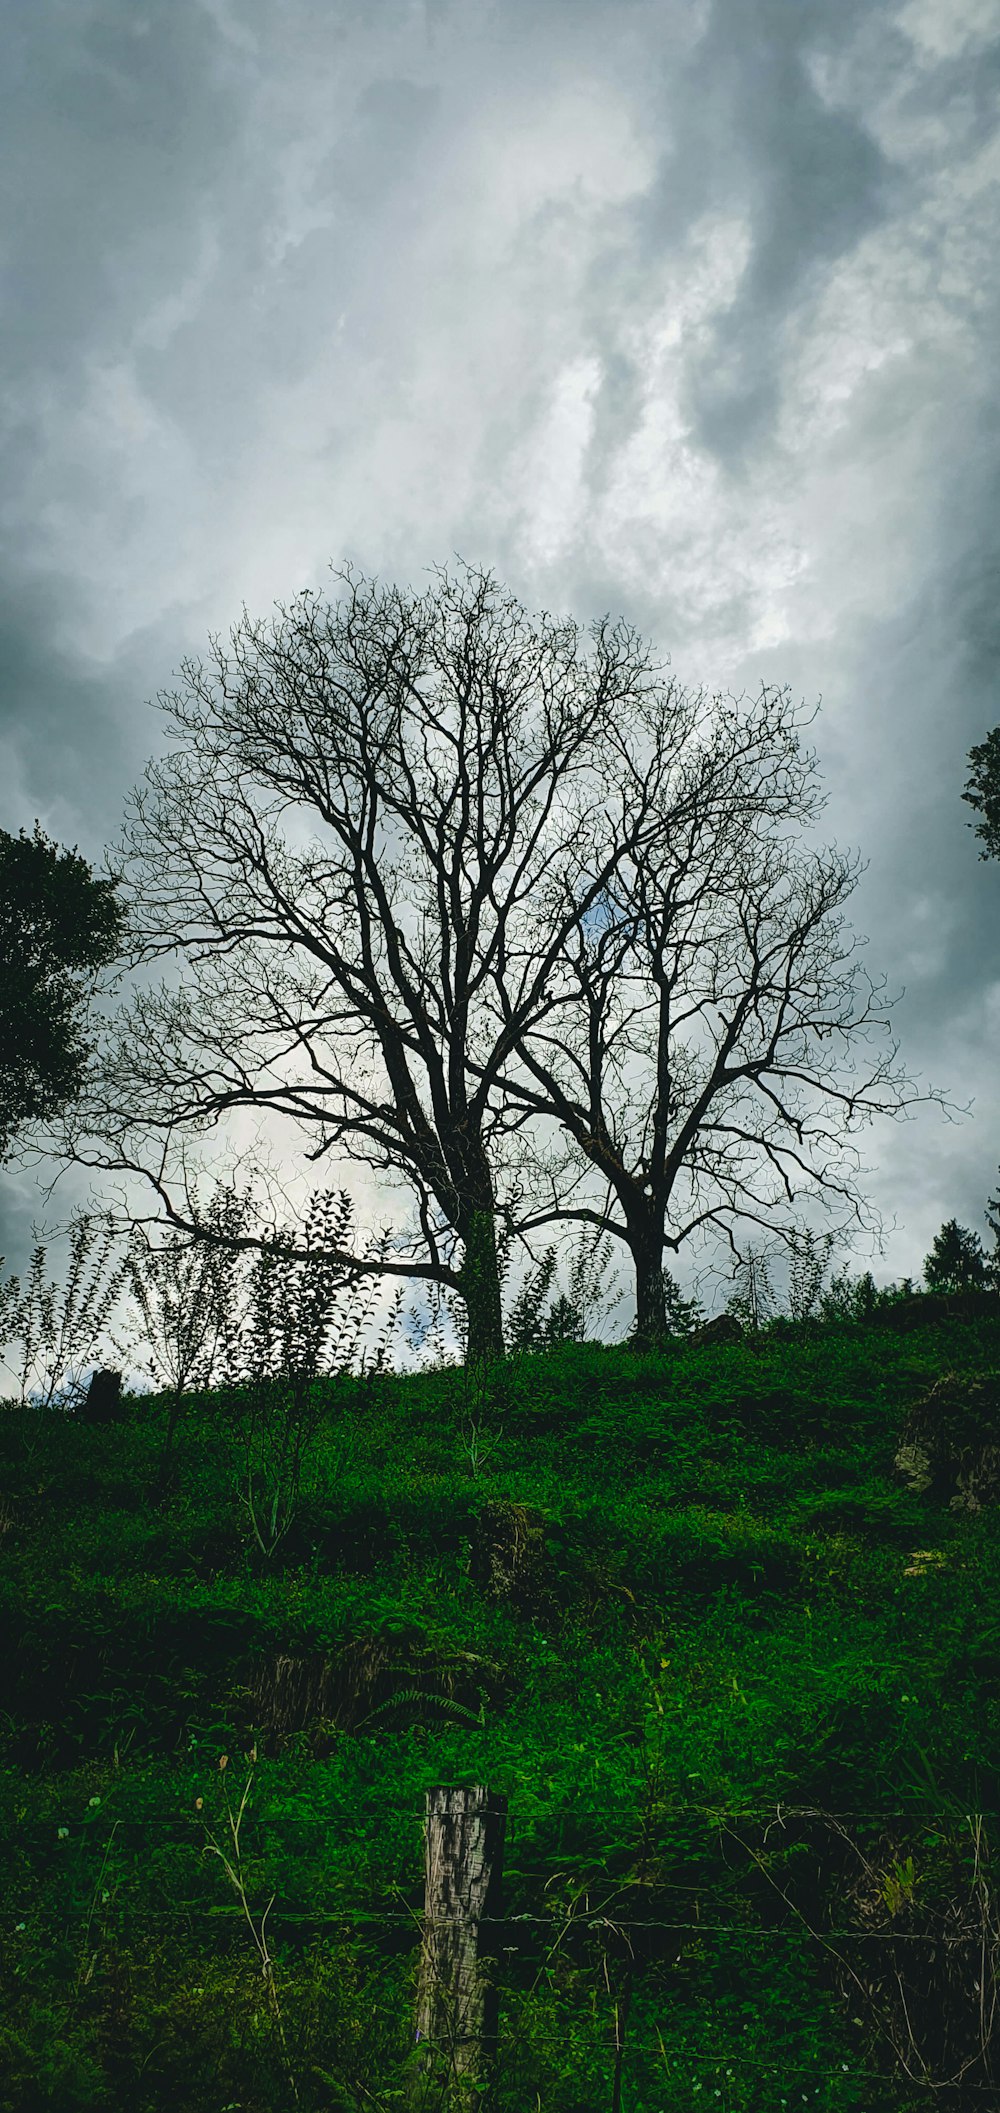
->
[407, 1784, 508, 2110]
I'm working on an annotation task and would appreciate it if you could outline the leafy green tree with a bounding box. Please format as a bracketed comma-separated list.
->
[0, 823, 125, 1162]
[962, 726, 1000, 862]
[817, 1266, 879, 1323]
[922, 1217, 988, 1295]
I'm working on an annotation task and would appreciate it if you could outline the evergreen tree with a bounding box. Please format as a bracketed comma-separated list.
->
[922, 1218, 988, 1295]
[661, 1268, 707, 1337]
[506, 1230, 622, 1349]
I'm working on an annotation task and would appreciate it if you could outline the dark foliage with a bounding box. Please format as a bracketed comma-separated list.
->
[0, 823, 125, 1161]
[963, 723, 1000, 862]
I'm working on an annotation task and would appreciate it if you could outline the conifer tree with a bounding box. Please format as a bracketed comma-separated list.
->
[922, 1217, 988, 1294]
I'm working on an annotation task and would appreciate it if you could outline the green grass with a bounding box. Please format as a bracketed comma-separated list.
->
[1, 1314, 998, 2109]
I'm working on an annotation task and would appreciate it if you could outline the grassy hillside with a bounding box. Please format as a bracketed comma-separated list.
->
[2, 1304, 999, 2110]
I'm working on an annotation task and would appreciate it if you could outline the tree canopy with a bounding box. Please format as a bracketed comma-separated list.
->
[55, 560, 657, 1362]
[486, 678, 949, 1341]
[922, 1217, 989, 1295]
[962, 726, 1000, 863]
[0, 823, 125, 1164]
[52, 558, 957, 1358]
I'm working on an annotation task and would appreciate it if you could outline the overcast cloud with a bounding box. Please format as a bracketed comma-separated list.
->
[2, 0, 999, 1334]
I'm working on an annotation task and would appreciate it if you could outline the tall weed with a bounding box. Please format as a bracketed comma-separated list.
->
[506, 1228, 624, 1350]
[0, 1210, 130, 1409]
[113, 1180, 254, 1480]
[213, 1186, 402, 1561]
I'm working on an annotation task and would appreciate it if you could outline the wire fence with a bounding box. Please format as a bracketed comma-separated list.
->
[7, 1855, 997, 2090]
[4, 1905, 996, 1948]
[5, 1894, 996, 2090]
[10, 1805, 997, 1824]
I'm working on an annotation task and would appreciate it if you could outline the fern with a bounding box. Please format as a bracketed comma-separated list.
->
[353, 1687, 483, 1731]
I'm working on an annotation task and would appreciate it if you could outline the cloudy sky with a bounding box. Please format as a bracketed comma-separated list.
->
[2, 0, 999, 1340]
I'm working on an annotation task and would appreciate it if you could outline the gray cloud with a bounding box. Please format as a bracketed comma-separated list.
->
[677, 6, 898, 464]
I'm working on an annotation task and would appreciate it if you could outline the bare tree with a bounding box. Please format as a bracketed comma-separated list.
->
[53, 558, 664, 1366]
[483, 680, 960, 1345]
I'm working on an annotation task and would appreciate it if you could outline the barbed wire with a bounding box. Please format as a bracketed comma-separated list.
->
[1, 1904, 995, 2093]
[4, 1903, 996, 1946]
[11, 1805, 998, 1824]
[408, 2033, 997, 2091]
[6, 1881, 996, 2089]
[4, 1895, 998, 2086]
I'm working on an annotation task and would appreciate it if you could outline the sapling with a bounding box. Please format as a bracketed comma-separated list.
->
[818, 1266, 879, 1323]
[660, 1267, 707, 1337]
[505, 1243, 559, 1350]
[506, 1228, 624, 1349]
[112, 1178, 252, 1483]
[216, 1187, 403, 1560]
[725, 1240, 781, 1334]
[0, 1210, 130, 1410]
[785, 1226, 842, 1322]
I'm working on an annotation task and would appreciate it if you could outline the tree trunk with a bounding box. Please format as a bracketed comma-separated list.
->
[631, 1223, 667, 1349]
[458, 1206, 506, 1367]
